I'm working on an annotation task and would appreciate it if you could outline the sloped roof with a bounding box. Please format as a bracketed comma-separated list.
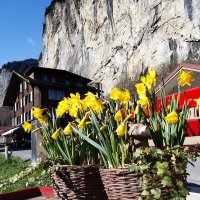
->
[24, 66, 92, 82]
[155, 63, 200, 95]
[3, 70, 97, 107]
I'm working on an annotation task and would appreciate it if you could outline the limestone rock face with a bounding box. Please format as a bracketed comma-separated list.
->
[40, 0, 200, 95]
[0, 59, 38, 106]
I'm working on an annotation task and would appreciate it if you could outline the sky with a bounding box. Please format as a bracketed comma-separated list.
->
[0, 0, 51, 67]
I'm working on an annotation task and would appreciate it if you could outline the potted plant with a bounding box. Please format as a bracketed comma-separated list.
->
[22, 68, 200, 199]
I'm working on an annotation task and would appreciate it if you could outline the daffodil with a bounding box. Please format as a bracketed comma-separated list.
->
[135, 83, 146, 97]
[69, 107, 78, 117]
[135, 105, 140, 115]
[195, 98, 200, 107]
[22, 121, 32, 133]
[119, 90, 130, 104]
[51, 128, 60, 140]
[116, 124, 125, 136]
[124, 114, 132, 122]
[165, 111, 178, 124]
[148, 68, 156, 86]
[56, 98, 70, 117]
[177, 70, 194, 87]
[110, 88, 122, 100]
[32, 107, 47, 123]
[114, 111, 123, 121]
[100, 125, 107, 131]
[78, 116, 87, 129]
[139, 95, 149, 107]
[83, 92, 104, 113]
[63, 124, 72, 135]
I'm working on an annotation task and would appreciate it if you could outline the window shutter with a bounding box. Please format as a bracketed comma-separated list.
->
[20, 99, 23, 108]
[21, 114, 23, 123]
[14, 103, 17, 111]
[24, 113, 26, 121]
[15, 117, 17, 125]
[31, 109, 33, 119]
[30, 92, 33, 102]
[23, 97, 25, 106]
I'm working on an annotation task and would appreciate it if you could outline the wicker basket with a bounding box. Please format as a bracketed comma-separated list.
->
[99, 168, 142, 200]
[52, 166, 185, 199]
[51, 165, 107, 199]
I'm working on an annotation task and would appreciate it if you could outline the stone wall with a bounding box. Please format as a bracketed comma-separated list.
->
[40, 0, 200, 95]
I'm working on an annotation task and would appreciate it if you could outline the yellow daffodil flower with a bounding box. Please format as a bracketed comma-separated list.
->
[124, 114, 132, 122]
[56, 98, 70, 117]
[177, 70, 194, 87]
[139, 95, 149, 107]
[135, 83, 146, 96]
[195, 98, 200, 107]
[51, 128, 60, 140]
[119, 90, 130, 104]
[63, 124, 72, 135]
[114, 111, 123, 121]
[78, 116, 87, 129]
[22, 121, 32, 133]
[32, 107, 47, 123]
[135, 105, 140, 115]
[165, 111, 178, 124]
[110, 88, 122, 100]
[100, 125, 108, 131]
[116, 124, 125, 136]
[148, 68, 156, 86]
[83, 92, 104, 113]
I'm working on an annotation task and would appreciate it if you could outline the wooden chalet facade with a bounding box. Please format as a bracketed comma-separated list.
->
[3, 67, 98, 127]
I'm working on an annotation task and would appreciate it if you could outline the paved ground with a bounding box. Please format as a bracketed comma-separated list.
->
[187, 157, 200, 199]
[0, 147, 31, 160]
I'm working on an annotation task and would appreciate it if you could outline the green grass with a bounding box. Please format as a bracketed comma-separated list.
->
[0, 156, 51, 193]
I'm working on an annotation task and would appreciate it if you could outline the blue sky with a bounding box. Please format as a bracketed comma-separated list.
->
[0, 0, 51, 67]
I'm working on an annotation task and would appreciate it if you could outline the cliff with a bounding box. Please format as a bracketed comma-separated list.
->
[0, 59, 38, 106]
[40, 0, 200, 95]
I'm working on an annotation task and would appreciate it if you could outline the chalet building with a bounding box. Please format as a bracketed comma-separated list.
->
[155, 63, 200, 95]
[155, 63, 200, 138]
[3, 67, 99, 127]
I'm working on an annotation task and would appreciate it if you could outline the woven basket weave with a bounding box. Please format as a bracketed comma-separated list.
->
[51, 165, 107, 199]
[100, 168, 142, 200]
[52, 166, 184, 199]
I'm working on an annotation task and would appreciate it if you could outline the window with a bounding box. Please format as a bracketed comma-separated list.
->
[16, 102, 20, 110]
[25, 95, 29, 105]
[43, 75, 50, 82]
[75, 82, 83, 88]
[48, 89, 65, 100]
[17, 116, 21, 125]
[43, 75, 57, 83]
[65, 80, 71, 86]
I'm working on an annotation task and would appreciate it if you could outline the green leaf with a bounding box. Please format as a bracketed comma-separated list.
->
[161, 176, 172, 187]
[179, 187, 189, 198]
[150, 188, 161, 199]
[72, 127, 106, 155]
[141, 189, 149, 196]
[155, 161, 169, 176]
[170, 189, 178, 197]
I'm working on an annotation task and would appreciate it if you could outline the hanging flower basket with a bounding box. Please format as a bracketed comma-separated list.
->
[51, 165, 107, 199]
